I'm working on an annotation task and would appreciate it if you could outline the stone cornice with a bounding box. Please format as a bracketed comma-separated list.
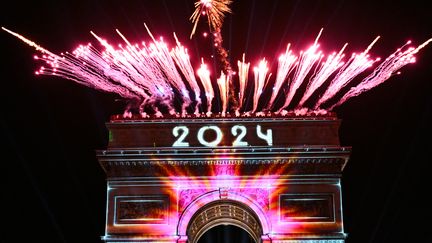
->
[97, 146, 351, 158]
[97, 146, 350, 177]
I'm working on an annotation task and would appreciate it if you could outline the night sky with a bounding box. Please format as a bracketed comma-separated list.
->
[1, 0, 432, 242]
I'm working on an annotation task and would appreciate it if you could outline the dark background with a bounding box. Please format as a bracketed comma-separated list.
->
[1, 0, 431, 242]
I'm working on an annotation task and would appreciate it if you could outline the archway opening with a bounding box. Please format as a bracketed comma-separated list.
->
[186, 200, 262, 243]
[197, 225, 255, 243]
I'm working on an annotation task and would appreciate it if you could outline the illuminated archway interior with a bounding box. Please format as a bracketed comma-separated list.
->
[187, 200, 262, 243]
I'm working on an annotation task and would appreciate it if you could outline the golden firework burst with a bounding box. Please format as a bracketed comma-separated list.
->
[190, 0, 232, 38]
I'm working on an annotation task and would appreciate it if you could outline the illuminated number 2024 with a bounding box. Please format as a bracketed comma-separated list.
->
[172, 124, 273, 147]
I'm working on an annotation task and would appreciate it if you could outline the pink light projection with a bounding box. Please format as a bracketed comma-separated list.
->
[152, 158, 303, 237]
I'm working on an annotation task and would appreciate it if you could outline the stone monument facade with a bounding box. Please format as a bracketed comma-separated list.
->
[98, 115, 350, 242]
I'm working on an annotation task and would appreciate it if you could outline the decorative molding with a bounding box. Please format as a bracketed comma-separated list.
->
[178, 189, 208, 212]
[98, 146, 351, 156]
[236, 188, 269, 210]
[102, 157, 346, 166]
[99, 157, 348, 177]
[279, 194, 335, 223]
[114, 195, 169, 225]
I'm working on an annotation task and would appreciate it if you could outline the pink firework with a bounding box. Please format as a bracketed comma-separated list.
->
[2, 26, 431, 116]
[216, 71, 230, 116]
[252, 59, 271, 113]
[314, 36, 381, 109]
[197, 60, 214, 116]
[171, 34, 203, 114]
[277, 29, 323, 112]
[298, 43, 347, 107]
[237, 54, 250, 112]
[329, 38, 432, 109]
[266, 44, 297, 110]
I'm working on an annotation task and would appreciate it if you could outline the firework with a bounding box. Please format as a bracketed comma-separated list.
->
[266, 44, 297, 110]
[190, 0, 232, 39]
[252, 59, 271, 113]
[190, 0, 237, 117]
[216, 71, 230, 115]
[314, 36, 381, 108]
[329, 38, 432, 109]
[298, 43, 347, 107]
[197, 60, 214, 116]
[277, 29, 323, 112]
[237, 54, 250, 112]
[2, 27, 55, 55]
[171, 34, 203, 114]
[3, 25, 431, 117]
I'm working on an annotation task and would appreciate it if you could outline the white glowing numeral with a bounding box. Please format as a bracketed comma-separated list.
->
[172, 126, 190, 147]
[257, 125, 273, 146]
[197, 126, 223, 147]
[231, 125, 248, 146]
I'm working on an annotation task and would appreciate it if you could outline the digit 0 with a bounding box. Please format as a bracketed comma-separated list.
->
[197, 126, 223, 147]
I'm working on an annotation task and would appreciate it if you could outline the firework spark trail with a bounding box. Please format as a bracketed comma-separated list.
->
[3, 26, 200, 114]
[252, 59, 271, 113]
[2, 27, 55, 56]
[93, 28, 194, 114]
[216, 71, 229, 115]
[150, 40, 192, 114]
[171, 34, 203, 114]
[277, 30, 323, 112]
[90, 32, 159, 98]
[190, 0, 232, 39]
[90, 31, 174, 109]
[266, 44, 298, 110]
[197, 60, 214, 115]
[314, 36, 381, 109]
[112, 29, 174, 103]
[70, 44, 149, 100]
[237, 54, 250, 112]
[142, 25, 193, 114]
[38, 49, 139, 100]
[3, 27, 144, 101]
[298, 43, 347, 107]
[330, 38, 432, 110]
